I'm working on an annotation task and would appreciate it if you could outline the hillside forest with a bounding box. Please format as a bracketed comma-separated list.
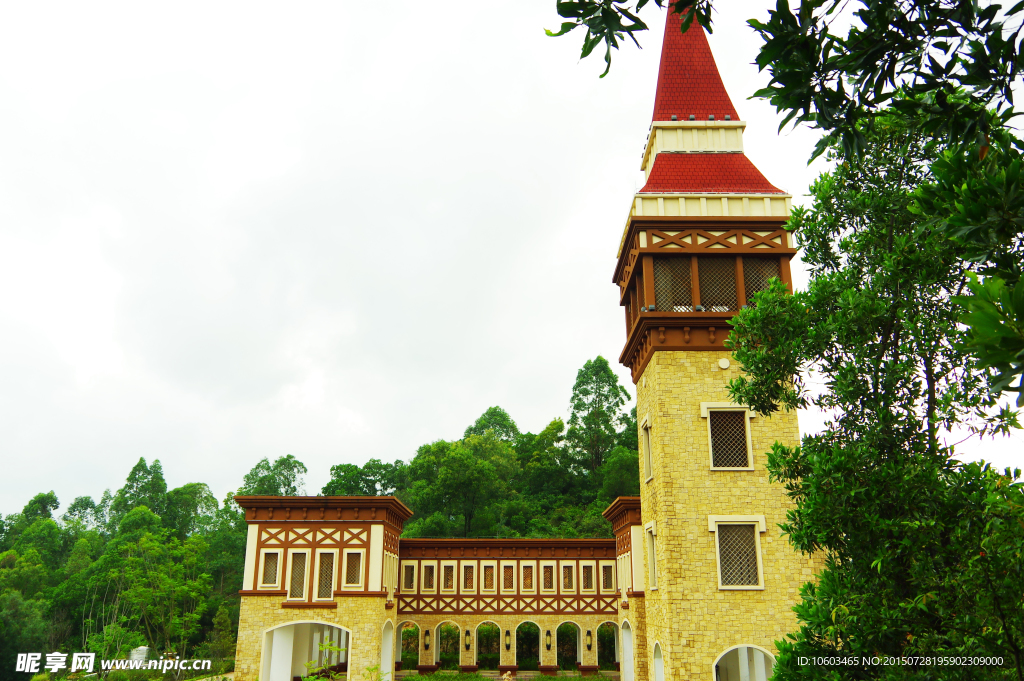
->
[0, 356, 639, 678]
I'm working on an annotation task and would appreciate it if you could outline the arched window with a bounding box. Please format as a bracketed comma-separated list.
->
[652, 643, 665, 681]
[713, 645, 775, 681]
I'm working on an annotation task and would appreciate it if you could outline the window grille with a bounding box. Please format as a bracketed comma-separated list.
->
[710, 411, 749, 467]
[443, 565, 454, 590]
[423, 564, 435, 589]
[602, 565, 613, 590]
[464, 565, 474, 590]
[698, 257, 738, 311]
[503, 566, 514, 590]
[543, 566, 554, 590]
[522, 565, 533, 589]
[262, 553, 278, 585]
[404, 565, 415, 590]
[718, 524, 759, 586]
[484, 565, 494, 590]
[654, 257, 693, 311]
[318, 553, 334, 598]
[345, 553, 362, 585]
[563, 566, 574, 590]
[743, 257, 781, 301]
[582, 565, 593, 590]
[289, 553, 306, 598]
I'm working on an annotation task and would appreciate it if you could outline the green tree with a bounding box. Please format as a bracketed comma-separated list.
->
[110, 458, 168, 525]
[598, 446, 640, 502]
[726, 115, 1023, 680]
[565, 356, 630, 473]
[22, 491, 59, 523]
[237, 455, 308, 496]
[209, 603, 236, 659]
[0, 589, 48, 681]
[163, 483, 219, 540]
[464, 406, 521, 441]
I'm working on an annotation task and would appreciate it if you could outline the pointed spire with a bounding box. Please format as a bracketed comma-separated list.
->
[651, 11, 738, 122]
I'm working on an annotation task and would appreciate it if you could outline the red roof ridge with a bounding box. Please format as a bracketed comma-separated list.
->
[652, 11, 738, 122]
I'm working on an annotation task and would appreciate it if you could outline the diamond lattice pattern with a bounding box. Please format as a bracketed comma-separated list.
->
[710, 411, 748, 467]
[698, 257, 738, 311]
[484, 566, 494, 590]
[503, 566, 514, 590]
[743, 257, 781, 301]
[345, 552, 362, 585]
[464, 565, 474, 589]
[602, 565, 613, 590]
[318, 553, 334, 598]
[404, 565, 415, 590]
[289, 553, 306, 598]
[444, 565, 454, 589]
[523, 565, 533, 590]
[654, 257, 693, 311]
[262, 553, 278, 585]
[563, 566, 574, 590]
[718, 524, 759, 586]
[543, 566, 554, 590]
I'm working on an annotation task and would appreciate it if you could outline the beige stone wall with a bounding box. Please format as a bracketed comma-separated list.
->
[235, 596, 393, 681]
[635, 350, 821, 681]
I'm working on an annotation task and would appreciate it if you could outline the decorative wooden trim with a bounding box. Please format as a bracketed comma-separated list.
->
[281, 602, 338, 609]
[238, 590, 287, 596]
[332, 590, 389, 597]
[626, 590, 645, 598]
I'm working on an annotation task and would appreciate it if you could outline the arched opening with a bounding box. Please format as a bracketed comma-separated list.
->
[261, 622, 349, 681]
[475, 621, 500, 670]
[434, 621, 461, 670]
[398, 622, 419, 671]
[597, 622, 618, 670]
[713, 645, 776, 681]
[556, 622, 581, 671]
[653, 643, 665, 681]
[515, 621, 540, 671]
[381, 622, 394, 680]
[620, 622, 634, 681]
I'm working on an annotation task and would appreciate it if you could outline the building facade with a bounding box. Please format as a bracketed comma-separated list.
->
[233, 12, 814, 681]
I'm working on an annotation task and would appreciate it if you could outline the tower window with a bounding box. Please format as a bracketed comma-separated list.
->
[261, 552, 279, 586]
[317, 553, 335, 598]
[289, 552, 307, 599]
[642, 424, 653, 480]
[345, 552, 362, 585]
[742, 256, 781, 301]
[464, 565, 474, 590]
[697, 257, 738, 311]
[709, 411, 751, 468]
[404, 565, 415, 590]
[653, 257, 693, 311]
[716, 524, 760, 587]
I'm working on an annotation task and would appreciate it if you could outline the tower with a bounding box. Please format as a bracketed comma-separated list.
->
[611, 12, 815, 681]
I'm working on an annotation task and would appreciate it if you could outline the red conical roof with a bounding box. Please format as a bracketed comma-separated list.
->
[651, 11, 738, 121]
[640, 154, 784, 194]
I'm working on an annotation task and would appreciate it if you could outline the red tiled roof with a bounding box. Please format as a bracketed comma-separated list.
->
[639, 153, 784, 194]
[652, 11, 738, 122]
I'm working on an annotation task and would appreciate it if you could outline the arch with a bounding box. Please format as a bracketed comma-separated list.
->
[515, 620, 541, 671]
[712, 645, 776, 681]
[652, 642, 665, 681]
[596, 621, 618, 670]
[432, 619, 461, 669]
[475, 620, 501, 670]
[396, 620, 420, 671]
[555, 621, 582, 671]
[260, 621, 351, 681]
[620, 621, 634, 681]
[381, 621, 394, 681]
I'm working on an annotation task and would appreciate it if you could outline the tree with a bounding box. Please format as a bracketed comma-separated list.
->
[110, 458, 168, 524]
[565, 356, 630, 472]
[22, 491, 59, 523]
[237, 455, 308, 496]
[209, 603, 236, 659]
[322, 459, 408, 496]
[464, 406, 521, 441]
[726, 115, 1024, 680]
[163, 483, 219, 540]
[551, 0, 1024, 404]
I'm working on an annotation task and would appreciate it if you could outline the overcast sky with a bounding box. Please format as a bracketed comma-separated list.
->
[0, 1, 1019, 515]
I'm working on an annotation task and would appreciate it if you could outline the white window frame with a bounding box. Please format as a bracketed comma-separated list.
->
[599, 560, 616, 594]
[645, 522, 658, 590]
[520, 561, 537, 594]
[286, 548, 311, 600]
[313, 548, 339, 601]
[479, 560, 498, 594]
[641, 415, 653, 482]
[258, 549, 282, 589]
[401, 562, 417, 594]
[559, 561, 577, 594]
[539, 560, 557, 594]
[701, 403, 756, 471]
[708, 515, 766, 591]
[340, 548, 366, 590]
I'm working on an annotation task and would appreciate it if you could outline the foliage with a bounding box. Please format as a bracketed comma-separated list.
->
[237, 454, 307, 496]
[726, 115, 1024, 679]
[464, 406, 521, 442]
[565, 356, 631, 473]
